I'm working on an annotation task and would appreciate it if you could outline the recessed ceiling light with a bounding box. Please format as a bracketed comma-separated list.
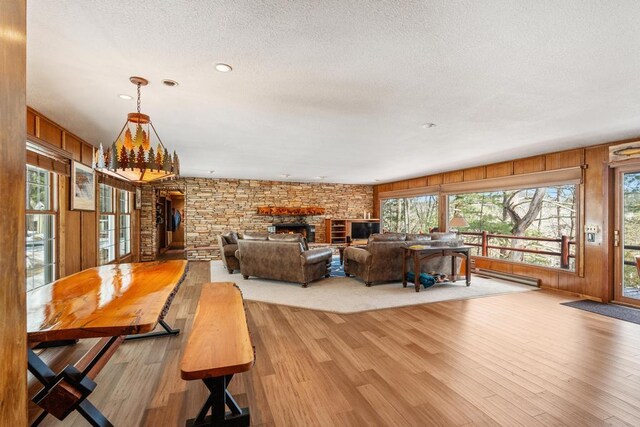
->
[215, 63, 233, 73]
[421, 122, 436, 129]
[374, 179, 381, 182]
[316, 176, 327, 180]
[162, 79, 179, 87]
[118, 94, 132, 100]
[280, 174, 291, 178]
[208, 170, 215, 174]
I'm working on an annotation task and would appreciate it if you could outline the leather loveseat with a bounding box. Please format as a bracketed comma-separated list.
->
[217, 231, 241, 273]
[235, 233, 333, 287]
[343, 232, 461, 286]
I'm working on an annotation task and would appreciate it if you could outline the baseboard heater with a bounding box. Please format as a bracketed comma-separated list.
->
[473, 268, 540, 287]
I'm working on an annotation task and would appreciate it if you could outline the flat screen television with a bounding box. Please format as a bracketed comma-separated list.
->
[351, 221, 380, 239]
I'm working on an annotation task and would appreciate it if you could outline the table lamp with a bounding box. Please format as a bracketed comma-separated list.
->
[449, 210, 469, 242]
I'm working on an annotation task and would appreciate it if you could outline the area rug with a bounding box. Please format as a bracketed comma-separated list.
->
[561, 300, 640, 325]
[210, 260, 536, 313]
[330, 257, 345, 277]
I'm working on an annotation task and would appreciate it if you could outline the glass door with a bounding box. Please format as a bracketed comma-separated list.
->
[615, 168, 640, 305]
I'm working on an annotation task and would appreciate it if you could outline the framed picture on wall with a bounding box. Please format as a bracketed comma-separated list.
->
[70, 161, 96, 211]
[135, 187, 142, 210]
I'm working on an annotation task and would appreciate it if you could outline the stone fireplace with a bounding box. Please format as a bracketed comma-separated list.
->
[272, 223, 316, 242]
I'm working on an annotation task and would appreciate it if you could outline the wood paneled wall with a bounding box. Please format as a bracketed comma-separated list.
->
[374, 145, 620, 301]
[1, 1, 27, 424]
[26, 107, 140, 276]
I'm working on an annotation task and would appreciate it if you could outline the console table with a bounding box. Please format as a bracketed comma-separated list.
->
[27, 260, 188, 426]
[402, 246, 471, 292]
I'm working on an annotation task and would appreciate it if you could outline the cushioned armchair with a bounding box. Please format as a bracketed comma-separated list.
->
[344, 232, 461, 286]
[217, 231, 240, 274]
[236, 233, 332, 287]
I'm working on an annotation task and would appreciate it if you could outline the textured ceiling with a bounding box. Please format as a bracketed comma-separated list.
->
[27, 1, 640, 184]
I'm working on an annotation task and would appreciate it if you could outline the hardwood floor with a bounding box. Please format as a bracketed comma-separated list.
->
[29, 261, 640, 426]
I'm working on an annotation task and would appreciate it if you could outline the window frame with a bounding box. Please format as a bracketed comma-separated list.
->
[98, 184, 117, 265]
[25, 165, 58, 291]
[98, 184, 133, 265]
[380, 192, 440, 234]
[377, 167, 584, 276]
[118, 189, 132, 259]
[446, 185, 580, 272]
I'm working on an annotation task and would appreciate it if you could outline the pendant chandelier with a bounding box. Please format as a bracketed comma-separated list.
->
[95, 76, 179, 182]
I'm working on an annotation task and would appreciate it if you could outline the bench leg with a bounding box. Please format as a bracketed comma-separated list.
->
[187, 375, 250, 427]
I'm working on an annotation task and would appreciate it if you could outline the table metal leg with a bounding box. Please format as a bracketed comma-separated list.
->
[466, 252, 471, 286]
[124, 319, 180, 341]
[28, 337, 120, 427]
[451, 254, 456, 283]
[402, 250, 407, 288]
[414, 253, 420, 292]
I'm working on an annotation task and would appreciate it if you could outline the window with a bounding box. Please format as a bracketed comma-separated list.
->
[381, 195, 439, 233]
[99, 184, 133, 264]
[26, 165, 56, 291]
[119, 190, 131, 257]
[449, 185, 577, 270]
[99, 184, 116, 265]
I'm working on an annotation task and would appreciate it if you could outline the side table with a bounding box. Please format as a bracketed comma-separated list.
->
[402, 245, 471, 292]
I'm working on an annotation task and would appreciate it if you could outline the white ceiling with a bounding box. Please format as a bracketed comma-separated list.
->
[27, 1, 640, 184]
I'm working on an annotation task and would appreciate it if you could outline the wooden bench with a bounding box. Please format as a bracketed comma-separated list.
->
[180, 282, 254, 427]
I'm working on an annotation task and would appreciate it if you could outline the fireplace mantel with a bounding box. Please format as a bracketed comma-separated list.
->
[257, 206, 325, 216]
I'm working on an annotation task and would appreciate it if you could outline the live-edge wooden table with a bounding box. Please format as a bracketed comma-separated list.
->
[402, 245, 471, 292]
[27, 260, 188, 427]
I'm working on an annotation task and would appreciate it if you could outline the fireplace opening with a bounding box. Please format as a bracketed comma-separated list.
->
[272, 223, 315, 243]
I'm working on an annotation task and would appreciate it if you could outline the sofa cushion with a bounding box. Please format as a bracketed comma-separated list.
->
[430, 232, 458, 241]
[301, 247, 333, 265]
[406, 233, 431, 242]
[268, 233, 303, 242]
[344, 247, 373, 265]
[222, 231, 239, 244]
[269, 233, 308, 250]
[369, 233, 406, 242]
[242, 231, 270, 241]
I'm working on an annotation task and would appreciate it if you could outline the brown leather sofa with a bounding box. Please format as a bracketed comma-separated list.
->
[217, 231, 240, 273]
[236, 233, 333, 287]
[344, 232, 461, 286]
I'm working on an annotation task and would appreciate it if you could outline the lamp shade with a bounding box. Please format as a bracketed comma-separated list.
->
[449, 211, 469, 228]
[94, 76, 179, 183]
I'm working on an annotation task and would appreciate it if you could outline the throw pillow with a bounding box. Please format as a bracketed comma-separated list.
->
[406, 233, 431, 242]
[370, 233, 406, 242]
[242, 231, 270, 241]
[222, 231, 239, 244]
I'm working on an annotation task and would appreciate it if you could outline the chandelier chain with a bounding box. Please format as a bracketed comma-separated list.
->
[136, 83, 141, 114]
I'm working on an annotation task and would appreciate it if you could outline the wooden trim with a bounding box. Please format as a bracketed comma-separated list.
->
[611, 163, 640, 306]
[26, 148, 70, 176]
[603, 162, 615, 303]
[257, 206, 325, 216]
[35, 115, 41, 138]
[378, 184, 440, 199]
[27, 107, 91, 151]
[97, 172, 137, 192]
[27, 137, 73, 161]
[439, 166, 583, 194]
[485, 161, 514, 179]
[379, 168, 582, 198]
[578, 174, 585, 277]
[0, 1, 27, 424]
[58, 175, 66, 277]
